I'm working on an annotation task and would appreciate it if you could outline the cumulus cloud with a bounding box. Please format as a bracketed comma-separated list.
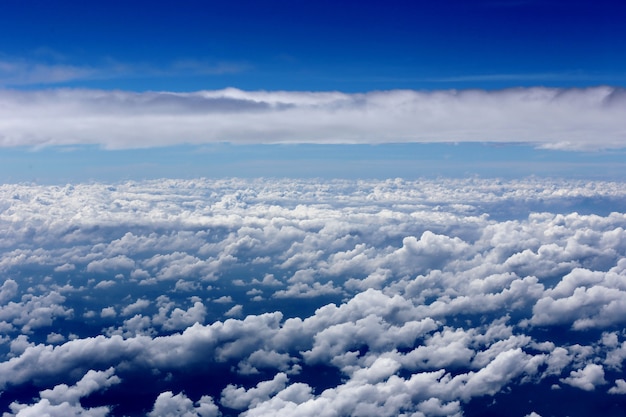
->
[608, 379, 626, 394]
[560, 364, 607, 391]
[0, 87, 624, 150]
[0, 177, 626, 416]
[224, 304, 244, 318]
[148, 391, 221, 417]
[4, 367, 120, 417]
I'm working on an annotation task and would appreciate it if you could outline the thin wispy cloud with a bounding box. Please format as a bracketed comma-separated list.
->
[0, 56, 248, 87]
[425, 71, 606, 83]
[0, 59, 99, 86]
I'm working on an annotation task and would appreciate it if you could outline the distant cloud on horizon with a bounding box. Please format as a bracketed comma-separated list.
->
[0, 86, 624, 151]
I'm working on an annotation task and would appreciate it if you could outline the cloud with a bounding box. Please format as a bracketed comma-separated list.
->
[4, 368, 120, 417]
[148, 391, 221, 417]
[120, 298, 151, 317]
[0, 87, 624, 150]
[224, 304, 244, 318]
[38, 367, 120, 404]
[560, 363, 607, 391]
[160, 301, 207, 331]
[531, 268, 626, 329]
[608, 379, 626, 394]
[0, 279, 18, 304]
[221, 372, 289, 410]
[0, 177, 626, 416]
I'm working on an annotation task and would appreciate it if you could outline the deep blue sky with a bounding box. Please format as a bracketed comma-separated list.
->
[0, 0, 625, 182]
[1, 0, 625, 91]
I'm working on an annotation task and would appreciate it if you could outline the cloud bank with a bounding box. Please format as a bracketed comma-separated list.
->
[1, 178, 626, 416]
[0, 86, 624, 150]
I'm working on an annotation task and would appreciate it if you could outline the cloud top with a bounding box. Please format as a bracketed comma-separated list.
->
[0, 86, 624, 150]
[1, 177, 626, 415]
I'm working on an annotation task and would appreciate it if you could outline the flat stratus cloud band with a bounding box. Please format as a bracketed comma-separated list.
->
[0, 86, 624, 150]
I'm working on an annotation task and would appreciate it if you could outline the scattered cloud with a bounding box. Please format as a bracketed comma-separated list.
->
[0, 177, 625, 415]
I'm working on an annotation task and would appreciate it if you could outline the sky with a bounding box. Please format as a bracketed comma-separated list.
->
[1, 0, 625, 91]
[3, 2, 626, 417]
[0, 0, 625, 181]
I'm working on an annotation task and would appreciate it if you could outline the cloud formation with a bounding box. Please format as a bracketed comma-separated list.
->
[1, 177, 626, 416]
[0, 87, 624, 150]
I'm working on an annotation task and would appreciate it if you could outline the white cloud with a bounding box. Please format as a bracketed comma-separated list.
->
[224, 304, 244, 318]
[221, 373, 289, 410]
[0, 177, 626, 416]
[121, 298, 151, 317]
[213, 296, 233, 304]
[560, 363, 607, 391]
[0, 291, 74, 334]
[4, 368, 120, 417]
[160, 302, 207, 331]
[46, 332, 66, 344]
[608, 379, 626, 394]
[39, 367, 120, 404]
[148, 391, 221, 417]
[100, 307, 117, 318]
[86, 255, 136, 273]
[0, 279, 18, 304]
[0, 87, 624, 150]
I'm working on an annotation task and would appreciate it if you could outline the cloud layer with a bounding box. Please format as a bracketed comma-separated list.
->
[0, 86, 624, 150]
[1, 178, 626, 416]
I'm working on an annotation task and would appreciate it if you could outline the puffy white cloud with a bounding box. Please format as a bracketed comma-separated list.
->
[4, 368, 120, 417]
[0, 177, 625, 416]
[221, 373, 289, 410]
[160, 302, 207, 331]
[86, 255, 135, 273]
[224, 304, 244, 318]
[460, 348, 538, 400]
[3, 399, 111, 417]
[121, 298, 151, 317]
[560, 363, 607, 391]
[0, 87, 624, 150]
[273, 281, 341, 299]
[39, 367, 120, 404]
[0, 291, 74, 334]
[148, 391, 221, 417]
[531, 269, 626, 330]
[100, 307, 117, 318]
[236, 349, 298, 375]
[238, 349, 535, 417]
[608, 379, 626, 394]
[0, 279, 18, 304]
[46, 332, 66, 344]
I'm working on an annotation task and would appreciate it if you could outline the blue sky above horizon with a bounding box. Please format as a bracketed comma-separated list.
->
[2, 0, 625, 92]
[0, 0, 625, 181]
